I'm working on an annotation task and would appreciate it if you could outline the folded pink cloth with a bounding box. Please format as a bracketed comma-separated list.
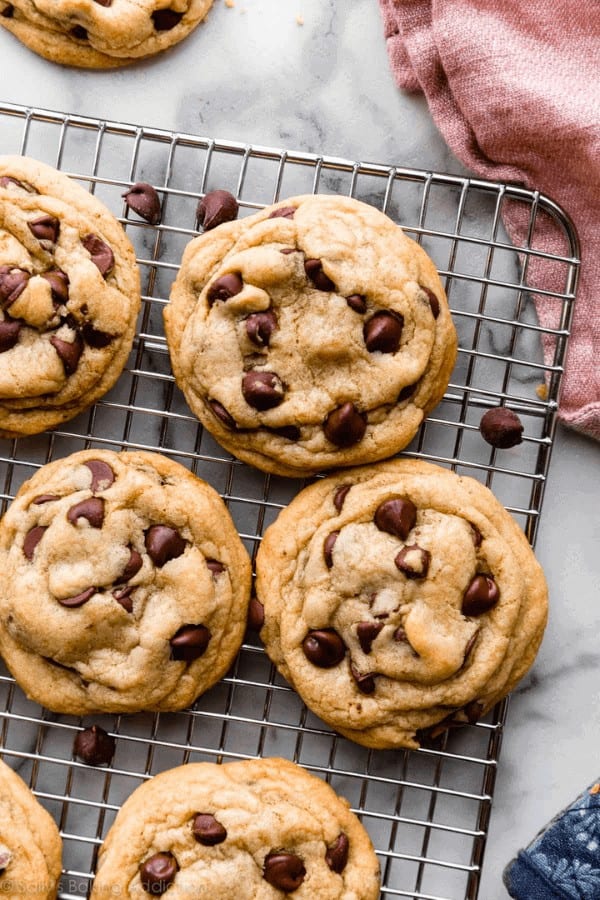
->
[379, 0, 600, 439]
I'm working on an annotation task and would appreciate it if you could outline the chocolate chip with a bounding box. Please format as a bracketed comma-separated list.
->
[479, 408, 524, 449]
[50, 332, 84, 376]
[464, 700, 484, 724]
[462, 574, 499, 616]
[151, 8, 182, 29]
[115, 547, 143, 584]
[0, 5, 13, 17]
[304, 258, 335, 292]
[28, 215, 60, 243]
[398, 382, 418, 402]
[205, 559, 225, 578]
[23, 525, 47, 560]
[374, 497, 416, 540]
[196, 189, 238, 230]
[41, 269, 69, 305]
[0, 319, 20, 352]
[145, 525, 186, 566]
[268, 424, 301, 440]
[93, 0, 112, 5]
[192, 813, 227, 846]
[81, 322, 114, 348]
[0, 266, 30, 307]
[420, 285, 440, 318]
[393, 627, 408, 643]
[139, 853, 179, 895]
[346, 294, 367, 313]
[333, 483, 351, 512]
[0, 175, 33, 190]
[70, 25, 88, 39]
[170, 624, 211, 661]
[73, 725, 115, 765]
[323, 402, 366, 447]
[325, 833, 349, 874]
[302, 629, 345, 667]
[462, 631, 479, 665]
[470, 524, 483, 548]
[207, 272, 243, 305]
[268, 206, 296, 219]
[242, 370, 285, 411]
[363, 310, 404, 353]
[113, 586, 134, 612]
[395, 544, 431, 579]
[351, 665, 376, 694]
[82, 234, 114, 277]
[67, 497, 104, 528]
[0, 844, 12, 872]
[356, 621, 383, 654]
[32, 493, 60, 505]
[122, 182, 162, 225]
[209, 399, 237, 430]
[58, 587, 96, 608]
[323, 531, 339, 568]
[84, 459, 115, 492]
[280, 247, 296, 255]
[247, 596, 264, 631]
[245, 309, 277, 347]
[263, 852, 306, 892]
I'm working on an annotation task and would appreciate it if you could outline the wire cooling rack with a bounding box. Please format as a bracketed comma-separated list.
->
[0, 102, 580, 900]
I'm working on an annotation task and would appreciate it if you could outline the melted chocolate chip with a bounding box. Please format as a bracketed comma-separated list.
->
[41, 269, 69, 305]
[245, 309, 277, 347]
[196, 189, 239, 230]
[151, 8, 183, 29]
[279, 248, 296, 256]
[82, 234, 114, 277]
[93, 0, 112, 5]
[323, 402, 366, 447]
[58, 587, 96, 608]
[145, 525, 186, 566]
[333, 483, 351, 512]
[139, 852, 179, 895]
[420, 285, 440, 318]
[32, 493, 60, 505]
[393, 627, 409, 643]
[464, 700, 484, 724]
[263, 852, 306, 892]
[323, 531, 339, 568]
[84, 459, 115, 492]
[462, 631, 479, 665]
[192, 813, 227, 845]
[470, 524, 483, 548]
[302, 629, 346, 667]
[209, 399, 237, 430]
[346, 294, 367, 313]
[80, 322, 114, 348]
[268, 424, 301, 441]
[395, 544, 431, 579]
[0, 844, 11, 871]
[247, 596, 265, 631]
[0, 5, 14, 18]
[398, 382, 418, 403]
[113, 586, 134, 612]
[50, 332, 84, 376]
[207, 272, 243, 305]
[122, 182, 162, 225]
[28, 215, 60, 243]
[0, 319, 20, 352]
[304, 258, 335, 292]
[23, 525, 47, 560]
[479, 408, 524, 449]
[67, 498, 104, 528]
[115, 547, 143, 584]
[268, 206, 296, 219]
[70, 25, 88, 39]
[325, 833, 349, 873]
[170, 624, 211, 661]
[374, 497, 417, 540]
[206, 558, 225, 577]
[363, 310, 404, 353]
[356, 621, 384, 654]
[462, 574, 499, 616]
[351, 665, 376, 694]
[242, 370, 285, 411]
[73, 725, 115, 765]
[0, 266, 30, 307]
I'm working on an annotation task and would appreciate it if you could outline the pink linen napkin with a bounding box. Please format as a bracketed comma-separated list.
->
[378, 0, 600, 439]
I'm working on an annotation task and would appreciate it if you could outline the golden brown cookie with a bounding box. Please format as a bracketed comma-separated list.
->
[256, 459, 548, 749]
[165, 194, 457, 477]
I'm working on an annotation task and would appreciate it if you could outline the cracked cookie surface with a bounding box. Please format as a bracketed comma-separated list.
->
[91, 758, 381, 899]
[0, 156, 140, 437]
[256, 459, 548, 749]
[0, 757, 62, 899]
[165, 194, 457, 477]
[0, 448, 251, 714]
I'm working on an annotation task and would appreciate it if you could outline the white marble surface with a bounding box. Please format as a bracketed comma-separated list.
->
[0, 1, 598, 898]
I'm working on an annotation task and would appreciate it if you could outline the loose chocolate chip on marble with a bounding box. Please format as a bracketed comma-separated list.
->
[170, 624, 211, 661]
[113, 586, 134, 612]
[81, 322, 114, 348]
[461, 574, 499, 616]
[479, 407, 524, 449]
[115, 547, 143, 584]
[50, 332, 84, 376]
[268, 424, 301, 440]
[395, 544, 431, 579]
[302, 629, 346, 668]
[333, 483, 351, 512]
[324, 402, 366, 447]
[207, 272, 243, 306]
[374, 497, 417, 540]
[263, 852, 306, 892]
[247, 596, 265, 631]
[58, 587, 96, 608]
[398, 382, 418, 403]
[192, 813, 227, 846]
[0, 266, 30, 307]
[304, 258, 335, 292]
[151, 8, 183, 29]
[242, 370, 285, 411]
[28, 215, 60, 243]
[70, 25, 88, 39]
[351, 665, 376, 695]
[206, 558, 225, 577]
[196, 189, 238, 230]
[122, 182, 162, 225]
[139, 852, 179, 895]
[470, 524, 483, 548]
[323, 530, 339, 568]
[32, 493, 60, 505]
[245, 309, 277, 347]
[269, 206, 296, 219]
[325, 833, 349, 874]
[23, 525, 47, 560]
[346, 294, 367, 313]
[0, 319, 20, 352]
[356, 621, 384, 654]
[84, 459, 115, 492]
[363, 310, 404, 353]
[73, 725, 115, 765]
[145, 525, 186, 566]
[0, 844, 12, 872]
[0, 5, 13, 18]
[67, 497, 105, 528]
[41, 269, 69, 305]
[209, 399, 237, 430]
[420, 285, 440, 319]
[82, 234, 114, 277]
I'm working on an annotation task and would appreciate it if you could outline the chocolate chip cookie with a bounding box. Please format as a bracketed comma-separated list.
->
[0, 757, 62, 898]
[0, 156, 140, 437]
[256, 459, 548, 749]
[165, 194, 457, 477]
[0, 0, 213, 68]
[0, 448, 252, 714]
[91, 757, 381, 898]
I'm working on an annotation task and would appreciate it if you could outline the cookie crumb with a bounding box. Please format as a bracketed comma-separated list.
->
[535, 382, 548, 401]
[590, 783, 600, 795]
[224, 0, 235, 7]
[296, 14, 304, 25]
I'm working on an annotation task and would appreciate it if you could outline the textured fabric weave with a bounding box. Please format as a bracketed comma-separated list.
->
[378, 0, 600, 439]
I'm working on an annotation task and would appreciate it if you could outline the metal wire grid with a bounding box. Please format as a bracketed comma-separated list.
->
[0, 101, 579, 900]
